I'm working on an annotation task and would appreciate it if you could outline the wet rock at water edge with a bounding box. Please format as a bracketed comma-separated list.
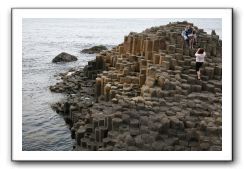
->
[81, 45, 108, 54]
[52, 52, 78, 63]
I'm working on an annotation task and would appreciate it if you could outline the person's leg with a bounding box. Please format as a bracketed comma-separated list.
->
[198, 63, 203, 80]
[194, 35, 197, 45]
[196, 62, 201, 80]
[197, 70, 201, 80]
[185, 39, 189, 48]
[190, 38, 194, 49]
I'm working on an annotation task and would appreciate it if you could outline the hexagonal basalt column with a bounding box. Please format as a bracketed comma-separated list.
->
[104, 84, 111, 102]
[105, 114, 113, 131]
[112, 118, 123, 131]
[166, 44, 176, 54]
[139, 74, 146, 87]
[129, 119, 140, 129]
[153, 53, 160, 64]
[95, 78, 102, 98]
[145, 39, 153, 53]
[159, 53, 166, 64]
[80, 138, 89, 149]
[76, 126, 86, 146]
[204, 67, 215, 80]
[162, 61, 170, 70]
[92, 118, 99, 130]
[145, 51, 153, 60]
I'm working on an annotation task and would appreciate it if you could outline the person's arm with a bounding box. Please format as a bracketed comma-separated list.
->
[203, 52, 206, 57]
[197, 48, 201, 52]
[195, 48, 200, 56]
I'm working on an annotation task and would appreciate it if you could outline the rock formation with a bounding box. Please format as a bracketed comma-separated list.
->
[52, 52, 78, 63]
[81, 45, 108, 54]
[50, 21, 222, 151]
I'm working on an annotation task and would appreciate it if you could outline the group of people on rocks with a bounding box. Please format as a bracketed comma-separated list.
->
[181, 25, 197, 49]
[181, 25, 206, 80]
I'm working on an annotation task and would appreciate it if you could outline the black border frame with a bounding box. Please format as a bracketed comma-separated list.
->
[11, 7, 233, 162]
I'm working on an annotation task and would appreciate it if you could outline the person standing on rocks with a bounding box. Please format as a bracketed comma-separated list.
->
[192, 28, 197, 45]
[186, 25, 194, 49]
[195, 48, 206, 80]
[181, 26, 189, 47]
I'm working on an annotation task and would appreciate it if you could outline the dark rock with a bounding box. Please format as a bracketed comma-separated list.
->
[140, 116, 149, 126]
[121, 114, 130, 124]
[166, 110, 176, 116]
[179, 140, 188, 146]
[52, 52, 78, 63]
[130, 119, 140, 129]
[127, 146, 139, 151]
[199, 120, 207, 130]
[209, 146, 222, 151]
[174, 145, 185, 151]
[140, 125, 150, 134]
[152, 141, 166, 150]
[112, 118, 122, 131]
[189, 141, 199, 147]
[200, 142, 210, 150]
[170, 118, 184, 130]
[191, 146, 200, 151]
[190, 109, 211, 117]
[129, 128, 140, 137]
[76, 126, 86, 146]
[206, 126, 219, 136]
[148, 121, 162, 131]
[164, 137, 179, 146]
[164, 146, 174, 151]
[134, 135, 143, 148]
[125, 134, 135, 146]
[63, 102, 70, 115]
[141, 133, 155, 144]
[81, 45, 108, 54]
[184, 121, 196, 128]
[185, 128, 198, 141]
[159, 118, 170, 134]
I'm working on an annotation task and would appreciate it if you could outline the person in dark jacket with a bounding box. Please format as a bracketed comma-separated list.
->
[182, 25, 194, 48]
[181, 26, 189, 47]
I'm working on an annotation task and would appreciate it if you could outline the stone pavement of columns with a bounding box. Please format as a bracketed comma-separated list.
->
[50, 21, 222, 151]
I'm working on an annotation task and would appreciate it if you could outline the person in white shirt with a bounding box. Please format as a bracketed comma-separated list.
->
[195, 48, 206, 80]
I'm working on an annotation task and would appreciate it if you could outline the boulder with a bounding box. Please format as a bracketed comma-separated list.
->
[52, 52, 77, 63]
[81, 45, 108, 54]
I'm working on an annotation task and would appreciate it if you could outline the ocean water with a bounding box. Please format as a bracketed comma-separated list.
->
[22, 18, 222, 151]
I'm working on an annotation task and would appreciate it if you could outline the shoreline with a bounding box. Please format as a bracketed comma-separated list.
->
[50, 21, 222, 151]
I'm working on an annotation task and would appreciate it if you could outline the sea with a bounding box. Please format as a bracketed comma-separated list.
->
[22, 18, 222, 151]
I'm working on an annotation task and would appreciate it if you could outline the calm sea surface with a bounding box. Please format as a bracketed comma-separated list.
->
[22, 18, 222, 151]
